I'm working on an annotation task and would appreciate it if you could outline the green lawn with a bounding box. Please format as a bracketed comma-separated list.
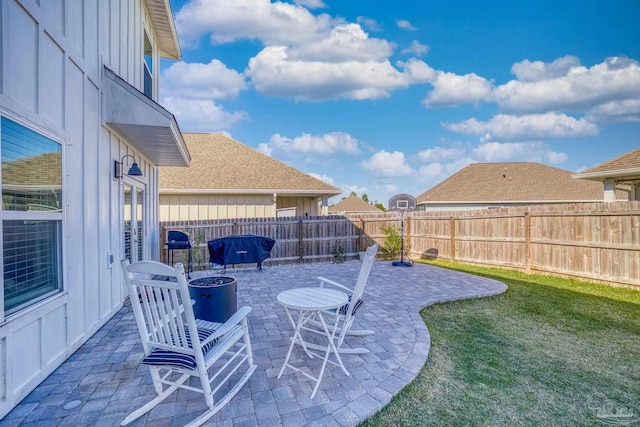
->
[362, 260, 640, 427]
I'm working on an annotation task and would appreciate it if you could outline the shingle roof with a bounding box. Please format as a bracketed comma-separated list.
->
[2, 152, 61, 186]
[573, 148, 640, 182]
[329, 195, 383, 213]
[159, 133, 341, 196]
[417, 162, 617, 203]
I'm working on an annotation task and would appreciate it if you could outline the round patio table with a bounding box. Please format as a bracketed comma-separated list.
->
[277, 287, 350, 398]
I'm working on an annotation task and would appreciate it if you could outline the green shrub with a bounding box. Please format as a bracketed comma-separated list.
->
[380, 223, 402, 260]
[330, 243, 346, 263]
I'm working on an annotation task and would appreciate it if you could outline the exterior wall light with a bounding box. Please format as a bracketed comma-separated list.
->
[114, 154, 143, 179]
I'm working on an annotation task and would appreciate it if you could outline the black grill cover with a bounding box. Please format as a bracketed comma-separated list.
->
[207, 235, 275, 268]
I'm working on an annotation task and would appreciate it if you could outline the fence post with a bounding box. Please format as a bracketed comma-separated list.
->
[405, 216, 412, 258]
[232, 222, 238, 235]
[298, 220, 304, 264]
[450, 216, 456, 261]
[359, 218, 364, 250]
[524, 211, 532, 273]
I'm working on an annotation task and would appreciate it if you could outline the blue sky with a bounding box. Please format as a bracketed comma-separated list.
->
[161, 0, 640, 206]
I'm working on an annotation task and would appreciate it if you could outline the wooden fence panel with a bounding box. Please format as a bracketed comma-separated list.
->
[159, 202, 640, 288]
[409, 215, 452, 260]
[527, 203, 640, 286]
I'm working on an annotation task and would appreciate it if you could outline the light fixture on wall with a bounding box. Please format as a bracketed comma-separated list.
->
[114, 154, 143, 179]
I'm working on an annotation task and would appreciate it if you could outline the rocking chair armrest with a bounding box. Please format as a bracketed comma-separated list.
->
[317, 276, 352, 293]
[200, 306, 252, 346]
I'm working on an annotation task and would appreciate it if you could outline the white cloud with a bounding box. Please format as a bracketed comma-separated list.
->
[161, 97, 248, 132]
[472, 141, 567, 164]
[383, 183, 399, 193]
[401, 40, 429, 56]
[492, 56, 640, 113]
[359, 150, 414, 177]
[417, 158, 472, 181]
[422, 71, 493, 107]
[340, 185, 368, 197]
[246, 48, 433, 101]
[294, 0, 327, 9]
[546, 151, 568, 164]
[416, 146, 464, 162]
[267, 132, 361, 155]
[585, 99, 640, 123]
[257, 143, 273, 156]
[160, 60, 246, 100]
[356, 16, 381, 32]
[308, 173, 335, 184]
[288, 24, 393, 62]
[396, 19, 417, 31]
[174, 1, 438, 102]
[510, 55, 581, 82]
[443, 113, 599, 140]
[175, 0, 338, 47]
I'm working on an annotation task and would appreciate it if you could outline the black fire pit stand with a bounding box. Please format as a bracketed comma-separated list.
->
[188, 276, 237, 323]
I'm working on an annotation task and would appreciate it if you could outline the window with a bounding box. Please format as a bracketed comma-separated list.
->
[1, 117, 63, 315]
[143, 30, 153, 98]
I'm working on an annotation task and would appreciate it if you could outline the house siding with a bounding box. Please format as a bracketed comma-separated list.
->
[160, 194, 276, 221]
[0, 0, 162, 417]
[159, 194, 322, 221]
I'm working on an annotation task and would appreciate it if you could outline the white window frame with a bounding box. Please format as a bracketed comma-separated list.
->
[143, 28, 155, 99]
[0, 114, 64, 320]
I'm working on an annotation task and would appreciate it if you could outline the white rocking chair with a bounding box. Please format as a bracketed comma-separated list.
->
[303, 243, 378, 354]
[120, 260, 256, 427]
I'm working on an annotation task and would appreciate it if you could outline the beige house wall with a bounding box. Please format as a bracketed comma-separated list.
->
[277, 196, 320, 217]
[159, 194, 321, 221]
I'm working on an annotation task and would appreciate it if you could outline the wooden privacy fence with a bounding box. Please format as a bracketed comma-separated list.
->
[160, 202, 640, 289]
[407, 202, 640, 288]
[160, 216, 372, 268]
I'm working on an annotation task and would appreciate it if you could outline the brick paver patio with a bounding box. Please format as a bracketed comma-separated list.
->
[1, 260, 507, 426]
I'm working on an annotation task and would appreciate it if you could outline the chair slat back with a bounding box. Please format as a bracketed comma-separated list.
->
[121, 260, 198, 356]
[351, 243, 378, 303]
[347, 243, 378, 322]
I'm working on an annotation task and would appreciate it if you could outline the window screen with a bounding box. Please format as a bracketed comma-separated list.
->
[2, 117, 62, 314]
[3, 220, 61, 312]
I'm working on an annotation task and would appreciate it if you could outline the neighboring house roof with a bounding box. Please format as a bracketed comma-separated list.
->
[572, 148, 640, 183]
[417, 162, 622, 204]
[145, 0, 181, 59]
[160, 133, 342, 196]
[329, 195, 383, 213]
[2, 152, 61, 186]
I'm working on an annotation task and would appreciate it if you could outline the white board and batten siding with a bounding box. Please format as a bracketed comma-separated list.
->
[0, 0, 162, 417]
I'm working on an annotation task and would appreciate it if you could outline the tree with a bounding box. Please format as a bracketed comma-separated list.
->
[350, 191, 357, 197]
[361, 193, 369, 203]
[374, 202, 385, 211]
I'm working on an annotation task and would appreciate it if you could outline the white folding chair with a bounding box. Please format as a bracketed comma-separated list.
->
[120, 260, 255, 427]
[303, 243, 378, 354]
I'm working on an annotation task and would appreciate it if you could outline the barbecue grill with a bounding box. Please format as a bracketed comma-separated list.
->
[207, 234, 275, 271]
[166, 230, 192, 278]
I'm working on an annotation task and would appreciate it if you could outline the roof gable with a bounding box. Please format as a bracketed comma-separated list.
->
[417, 162, 615, 203]
[573, 148, 640, 182]
[159, 133, 341, 196]
[329, 195, 383, 213]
